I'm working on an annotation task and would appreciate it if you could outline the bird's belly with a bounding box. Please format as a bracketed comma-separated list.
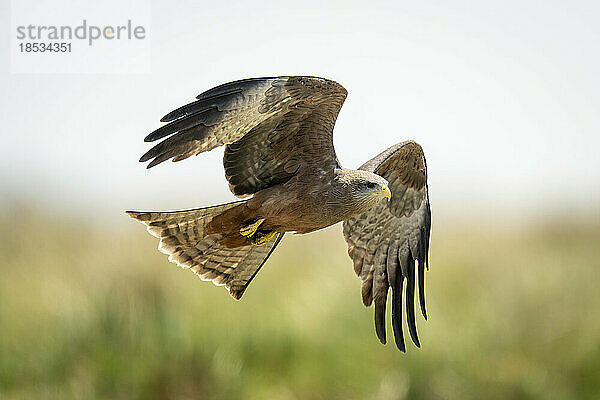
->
[250, 182, 362, 234]
[261, 201, 350, 234]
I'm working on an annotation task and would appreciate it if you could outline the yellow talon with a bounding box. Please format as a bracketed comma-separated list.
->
[252, 231, 277, 246]
[240, 218, 265, 237]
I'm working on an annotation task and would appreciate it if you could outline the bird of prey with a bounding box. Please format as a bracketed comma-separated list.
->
[127, 76, 431, 351]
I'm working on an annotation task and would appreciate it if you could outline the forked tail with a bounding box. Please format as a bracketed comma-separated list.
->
[126, 201, 284, 299]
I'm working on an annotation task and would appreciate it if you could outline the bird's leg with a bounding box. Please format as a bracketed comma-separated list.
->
[240, 218, 276, 246]
[251, 230, 277, 246]
[239, 218, 265, 238]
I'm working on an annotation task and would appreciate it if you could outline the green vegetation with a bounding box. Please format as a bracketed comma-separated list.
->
[1, 208, 599, 399]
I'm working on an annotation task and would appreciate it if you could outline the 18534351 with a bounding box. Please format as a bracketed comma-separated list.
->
[18, 42, 72, 53]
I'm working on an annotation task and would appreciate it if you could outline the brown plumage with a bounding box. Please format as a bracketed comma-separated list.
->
[128, 76, 431, 351]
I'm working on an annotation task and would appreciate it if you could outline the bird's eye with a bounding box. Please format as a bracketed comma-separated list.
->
[366, 182, 376, 189]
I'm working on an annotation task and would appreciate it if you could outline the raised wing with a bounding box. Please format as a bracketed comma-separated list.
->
[342, 141, 431, 351]
[140, 76, 348, 197]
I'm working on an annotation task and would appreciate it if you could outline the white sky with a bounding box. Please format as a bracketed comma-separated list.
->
[1, 0, 599, 222]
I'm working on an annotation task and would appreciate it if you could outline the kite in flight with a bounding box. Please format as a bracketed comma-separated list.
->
[127, 76, 431, 351]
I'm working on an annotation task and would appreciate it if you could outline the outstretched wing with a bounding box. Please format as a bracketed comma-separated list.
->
[342, 141, 431, 352]
[140, 76, 348, 197]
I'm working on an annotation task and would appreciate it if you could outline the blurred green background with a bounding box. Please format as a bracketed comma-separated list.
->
[1, 205, 598, 400]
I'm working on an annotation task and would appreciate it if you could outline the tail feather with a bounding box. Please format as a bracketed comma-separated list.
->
[126, 201, 284, 299]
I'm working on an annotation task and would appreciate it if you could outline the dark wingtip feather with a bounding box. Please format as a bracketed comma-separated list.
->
[139, 149, 154, 163]
[391, 274, 406, 352]
[195, 87, 243, 101]
[392, 301, 406, 352]
[406, 258, 421, 348]
[160, 101, 203, 122]
[159, 87, 238, 122]
[406, 302, 421, 347]
[424, 203, 432, 272]
[161, 109, 184, 123]
[147, 157, 165, 169]
[194, 77, 282, 101]
[139, 141, 174, 168]
[407, 311, 421, 347]
[418, 258, 427, 320]
[374, 301, 387, 345]
[148, 107, 214, 142]
[144, 128, 168, 142]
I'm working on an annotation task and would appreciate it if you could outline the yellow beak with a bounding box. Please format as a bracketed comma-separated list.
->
[377, 186, 392, 199]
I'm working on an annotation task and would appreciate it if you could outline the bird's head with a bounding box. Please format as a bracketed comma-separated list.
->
[335, 169, 391, 212]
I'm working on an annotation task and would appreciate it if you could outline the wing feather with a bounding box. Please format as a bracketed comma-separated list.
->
[373, 243, 390, 344]
[139, 76, 347, 197]
[343, 140, 431, 351]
